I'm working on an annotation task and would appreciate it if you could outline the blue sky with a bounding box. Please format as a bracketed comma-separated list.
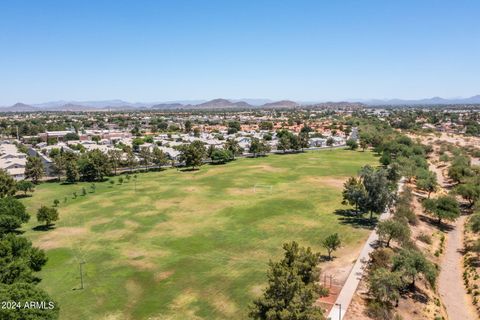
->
[0, 0, 479, 105]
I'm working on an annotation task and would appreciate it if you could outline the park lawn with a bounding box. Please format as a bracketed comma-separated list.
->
[21, 149, 378, 320]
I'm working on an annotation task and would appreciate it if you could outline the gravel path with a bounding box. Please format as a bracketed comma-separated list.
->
[438, 215, 476, 320]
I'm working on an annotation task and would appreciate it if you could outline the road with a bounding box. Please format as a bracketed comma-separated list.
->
[438, 215, 476, 320]
[327, 179, 404, 320]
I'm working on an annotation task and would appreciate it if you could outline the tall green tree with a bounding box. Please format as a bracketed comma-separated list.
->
[152, 147, 169, 168]
[139, 147, 152, 171]
[107, 149, 122, 175]
[0, 197, 30, 233]
[25, 156, 44, 183]
[368, 268, 403, 307]
[78, 150, 111, 181]
[224, 138, 243, 159]
[178, 141, 206, 170]
[360, 166, 394, 220]
[392, 248, 437, 288]
[0, 169, 16, 198]
[249, 241, 324, 320]
[415, 169, 438, 198]
[342, 177, 367, 213]
[377, 219, 410, 247]
[455, 182, 480, 207]
[422, 196, 460, 225]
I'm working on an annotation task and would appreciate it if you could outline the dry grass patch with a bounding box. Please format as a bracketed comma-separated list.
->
[36, 227, 89, 250]
[154, 271, 174, 282]
[249, 164, 286, 173]
[302, 176, 347, 189]
[211, 293, 238, 317]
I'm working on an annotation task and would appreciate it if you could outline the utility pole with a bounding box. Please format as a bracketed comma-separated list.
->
[79, 261, 86, 289]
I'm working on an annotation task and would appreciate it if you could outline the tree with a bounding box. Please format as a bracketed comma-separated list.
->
[139, 147, 152, 171]
[0, 234, 47, 284]
[211, 149, 233, 164]
[49, 154, 64, 181]
[0, 282, 58, 320]
[377, 219, 411, 247]
[360, 166, 393, 220]
[107, 149, 122, 175]
[65, 160, 79, 183]
[455, 183, 480, 207]
[322, 233, 341, 260]
[470, 213, 480, 233]
[249, 241, 324, 320]
[36, 206, 59, 227]
[422, 196, 460, 225]
[326, 137, 334, 147]
[227, 121, 241, 134]
[415, 169, 438, 198]
[259, 121, 274, 130]
[249, 138, 270, 157]
[346, 139, 358, 150]
[277, 135, 291, 153]
[152, 147, 169, 168]
[298, 132, 309, 151]
[25, 156, 44, 183]
[448, 155, 473, 184]
[16, 180, 35, 196]
[342, 177, 367, 213]
[78, 150, 111, 181]
[125, 150, 137, 172]
[396, 157, 417, 183]
[224, 138, 243, 159]
[178, 141, 206, 170]
[64, 132, 79, 141]
[0, 169, 16, 198]
[360, 139, 368, 151]
[0, 197, 30, 233]
[184, 120, 192, 133]
[368, 268, 403, 306]
[392, 248, 437, 288]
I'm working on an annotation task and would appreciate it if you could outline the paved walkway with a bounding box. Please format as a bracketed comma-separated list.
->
[327, 180, 404, 320]
[438, 215, 477, 320]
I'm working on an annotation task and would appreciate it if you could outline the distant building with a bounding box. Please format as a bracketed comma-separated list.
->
[38, 130, 75, 142]
[0, 142, 27, 180]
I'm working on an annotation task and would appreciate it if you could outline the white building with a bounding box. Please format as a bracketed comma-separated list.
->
[0, 143, 27, 180]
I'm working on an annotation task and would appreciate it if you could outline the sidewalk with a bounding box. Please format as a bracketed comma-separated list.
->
[327, 179, 404, 320]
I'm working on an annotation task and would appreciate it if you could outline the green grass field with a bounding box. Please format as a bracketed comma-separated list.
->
[21, 149, 377, 320]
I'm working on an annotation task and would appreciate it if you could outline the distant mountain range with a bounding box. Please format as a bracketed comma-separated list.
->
[1, 95, 479, 112]
[0, 98, 300, 112]
[360, 95, 480, 106]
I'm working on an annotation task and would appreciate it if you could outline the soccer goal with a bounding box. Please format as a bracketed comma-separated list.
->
[253, 184, 273, 193]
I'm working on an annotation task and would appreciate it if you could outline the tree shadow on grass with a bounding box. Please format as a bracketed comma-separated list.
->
[179, 168, 200, 172]
[32, 224, 56, 232]
[334, 209, 376, 230]
[14, 194, 32, 199]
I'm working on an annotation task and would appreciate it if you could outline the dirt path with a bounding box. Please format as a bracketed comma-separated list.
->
[438, 215, 476, 320]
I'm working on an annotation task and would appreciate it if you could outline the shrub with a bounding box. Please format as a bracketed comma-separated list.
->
[417, 232, 432, 244]
[366, 301, 392, 320]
